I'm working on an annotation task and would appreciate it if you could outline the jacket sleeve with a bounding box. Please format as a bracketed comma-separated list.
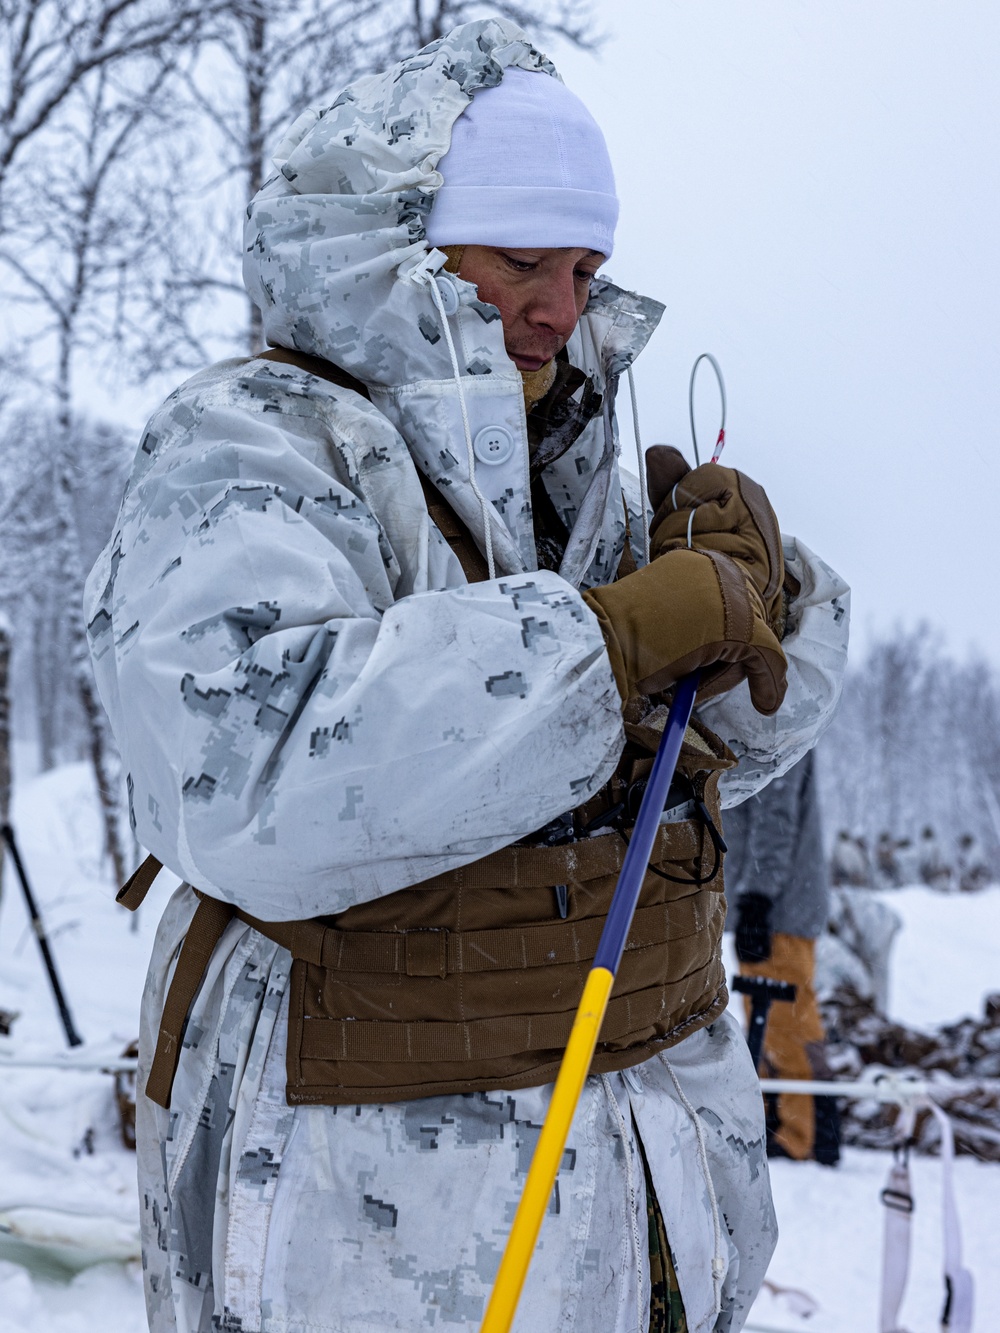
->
[724, 763, 801, 904]
[85, 396, 624, 920]
[697, 535, 850, 807]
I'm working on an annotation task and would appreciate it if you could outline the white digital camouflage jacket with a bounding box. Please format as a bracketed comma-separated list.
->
[85, 19, 850, 1333]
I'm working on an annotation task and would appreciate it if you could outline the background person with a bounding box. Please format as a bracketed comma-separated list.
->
[725, 748, 841, 1164]
[830, 828, 869, 886]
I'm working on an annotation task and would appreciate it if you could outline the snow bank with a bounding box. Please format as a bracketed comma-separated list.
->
[2, 761, 179, 1049]
[0, 762, 179, 1323]
[0, 1260, 146, 1333]
[881, 884, 1000, 1028]
[0, 1066, 140, 1269]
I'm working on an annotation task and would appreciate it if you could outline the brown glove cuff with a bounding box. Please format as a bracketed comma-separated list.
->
[582, 588, 630, 703]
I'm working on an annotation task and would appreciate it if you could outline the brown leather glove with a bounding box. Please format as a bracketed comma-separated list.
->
[645, 445, 784, 627]
[583, 546, 788, 715]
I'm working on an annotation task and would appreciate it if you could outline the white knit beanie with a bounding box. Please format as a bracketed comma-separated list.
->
[426, 67, 618, 259]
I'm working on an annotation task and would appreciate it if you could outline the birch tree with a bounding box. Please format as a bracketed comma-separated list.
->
[0, 609, 10, 906]
[393, 0, 599, 51]
[0, 0, 212, 216]
[2, 61, 176, 425]
[817, 626, 1000, 875]
[0, 58, 172, 885]
[0, 405, 132, 878]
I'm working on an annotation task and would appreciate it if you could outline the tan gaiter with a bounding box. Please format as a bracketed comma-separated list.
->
[519, 357, 557, 411]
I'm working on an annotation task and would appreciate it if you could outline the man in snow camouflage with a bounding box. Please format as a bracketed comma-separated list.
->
[86, 20, 850, 1333]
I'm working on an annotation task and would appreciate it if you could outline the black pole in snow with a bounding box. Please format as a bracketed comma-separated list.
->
[0, 823, 83, 1047]
[731, 974, 796, 1072]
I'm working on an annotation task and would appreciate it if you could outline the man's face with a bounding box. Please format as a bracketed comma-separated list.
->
[455, 246, 605, 371]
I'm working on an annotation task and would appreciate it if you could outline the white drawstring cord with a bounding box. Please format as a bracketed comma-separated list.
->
[660, 1055, 726, 1317]
[426, 274, 497, 581]
[626, 366, 651, 566]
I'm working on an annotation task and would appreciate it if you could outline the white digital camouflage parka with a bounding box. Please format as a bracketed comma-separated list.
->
[85, 19, 850, 1333]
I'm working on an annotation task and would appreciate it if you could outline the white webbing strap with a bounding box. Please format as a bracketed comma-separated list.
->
[878, 1097, 974, 1333]
[926, 1101, 974, 1333]
[879, 1139, 914, 1332]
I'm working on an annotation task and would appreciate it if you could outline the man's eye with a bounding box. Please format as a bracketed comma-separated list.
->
[502, 254, 537, 272]
[575, 270, 597, 283]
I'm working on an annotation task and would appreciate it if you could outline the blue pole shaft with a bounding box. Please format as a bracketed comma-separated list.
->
[592, 670, 700, 974]
[480, 670, 702, 1333]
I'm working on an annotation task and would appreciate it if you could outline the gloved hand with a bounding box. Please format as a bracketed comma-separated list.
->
[644, 445, 784, 629]
[734, 892, 774, 963]
[583, 546, 787, 715]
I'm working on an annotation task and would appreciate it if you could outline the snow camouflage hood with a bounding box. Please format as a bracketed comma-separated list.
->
[243, 18, 664, 583]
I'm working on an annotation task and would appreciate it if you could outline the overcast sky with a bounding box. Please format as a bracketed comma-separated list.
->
[550, 1, 1000, 662]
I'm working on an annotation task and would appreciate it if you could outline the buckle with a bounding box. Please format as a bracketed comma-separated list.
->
[880, 1186, 914, 1214]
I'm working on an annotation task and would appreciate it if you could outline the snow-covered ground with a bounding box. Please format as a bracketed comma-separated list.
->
[0, 762, 178, 1328]
[0, 762, 997, 1331]
[885, 886, 1000, 1028]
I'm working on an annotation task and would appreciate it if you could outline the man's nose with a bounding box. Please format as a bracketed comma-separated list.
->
[527, 274, 580, 339]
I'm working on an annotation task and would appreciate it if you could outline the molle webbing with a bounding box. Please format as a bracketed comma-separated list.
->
[288, 793, 728, 1106]
[120, 787, 728, 1111]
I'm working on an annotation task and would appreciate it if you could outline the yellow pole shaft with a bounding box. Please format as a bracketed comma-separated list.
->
[479, 965, 615, 1333]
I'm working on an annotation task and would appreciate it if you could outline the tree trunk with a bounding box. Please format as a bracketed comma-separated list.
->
[50, 446, 130, 890]
[412, 0, 449, 45]
[34, 599, 57, 771]
[77, 662, 129, 890]
[0, 616, 11, 907]
[50, 264, 131, 887]
[246, 7, 267, 354]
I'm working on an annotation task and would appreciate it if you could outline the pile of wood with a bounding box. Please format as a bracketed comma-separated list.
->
[822, 988, 1000, 1160]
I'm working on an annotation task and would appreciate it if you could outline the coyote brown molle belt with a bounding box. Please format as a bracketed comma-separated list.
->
[120, 727, 733, 1109]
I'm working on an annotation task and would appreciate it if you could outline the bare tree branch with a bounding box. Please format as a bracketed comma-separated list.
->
[0, 0, 218, 209]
